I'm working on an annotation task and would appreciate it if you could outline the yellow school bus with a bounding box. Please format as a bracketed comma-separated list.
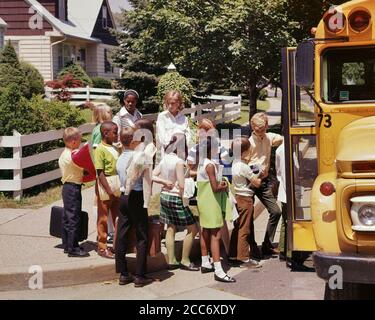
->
[282, 0, 375, 299]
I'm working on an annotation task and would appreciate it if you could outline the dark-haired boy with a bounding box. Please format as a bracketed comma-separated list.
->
[94, 121, 120, 259]
[115, 127, 154, 288]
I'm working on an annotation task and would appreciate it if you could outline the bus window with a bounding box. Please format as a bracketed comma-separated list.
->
[289, 50, 315, 126]
[292, 135, 318, 221]
[323, 47, 375, 102]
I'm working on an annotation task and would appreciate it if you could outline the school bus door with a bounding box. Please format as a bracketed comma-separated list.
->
[281, 47, 318, 252]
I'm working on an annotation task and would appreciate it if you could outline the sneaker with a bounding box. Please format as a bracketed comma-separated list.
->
[119, 273, 135, 285]
[134, 276, 154, 288]
[239, 259, 262, 269]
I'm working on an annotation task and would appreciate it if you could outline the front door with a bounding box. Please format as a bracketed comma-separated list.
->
[281, 47, 318, 252]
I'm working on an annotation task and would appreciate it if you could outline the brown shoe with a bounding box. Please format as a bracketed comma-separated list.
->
[98, 248, 115, 259]
[134, 276, 154, 288]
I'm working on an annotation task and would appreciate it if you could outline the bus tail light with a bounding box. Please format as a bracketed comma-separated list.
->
[324, 10, 346, 34]
[320, 182, 335, 196]
[349, 10, 371, 32]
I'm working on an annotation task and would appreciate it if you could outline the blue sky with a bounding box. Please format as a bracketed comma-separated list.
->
[108, 0, 131, 12]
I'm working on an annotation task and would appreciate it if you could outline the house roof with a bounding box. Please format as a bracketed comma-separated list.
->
[25, 0, 114, 43]
[68, 0, 117, 37]
[0, 18, 7, 28]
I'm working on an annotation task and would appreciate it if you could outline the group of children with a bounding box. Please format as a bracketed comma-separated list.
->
[58, 88, 283, 287]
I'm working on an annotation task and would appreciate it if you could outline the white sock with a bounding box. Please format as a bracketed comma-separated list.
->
[214, 261, 226, 278]
[201, 255, 212, 269]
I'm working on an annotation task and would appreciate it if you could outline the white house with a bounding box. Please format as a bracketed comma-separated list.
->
[1, 0, 120, 80]
[0, 18, 7, 50]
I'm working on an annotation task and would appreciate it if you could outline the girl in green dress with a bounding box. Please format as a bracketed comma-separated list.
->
[197, 137, 236, 283]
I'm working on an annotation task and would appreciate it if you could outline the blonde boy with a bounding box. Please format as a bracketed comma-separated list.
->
[58, 127, 89, 257]
[248, 112, 283, 257]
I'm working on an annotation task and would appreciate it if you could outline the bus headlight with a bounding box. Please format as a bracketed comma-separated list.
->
[358, 205, 375, 226]
[350, 196, 375, 231]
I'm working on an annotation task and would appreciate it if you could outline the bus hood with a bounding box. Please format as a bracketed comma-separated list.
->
[336, 116, 375, 178]
[337, 116, 375, 163]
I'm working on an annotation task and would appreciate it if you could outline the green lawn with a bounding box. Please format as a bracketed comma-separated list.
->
[233, 99, 270, 125]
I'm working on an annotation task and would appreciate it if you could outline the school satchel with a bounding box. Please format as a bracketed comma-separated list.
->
[49, 206, 89, 242]
[97, 175, 121, 201]
[125, 217, 162, 257]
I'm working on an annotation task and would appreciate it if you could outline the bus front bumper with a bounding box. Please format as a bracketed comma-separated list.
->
[313, 251, 375, 284]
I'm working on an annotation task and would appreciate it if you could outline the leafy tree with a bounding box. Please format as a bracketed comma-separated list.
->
[204, 0, 297, 117]
[285, 0, 348, 42]
[113, 0, 297, 117]
[58, 62, 93, 86]
[113, 0, 351, 117]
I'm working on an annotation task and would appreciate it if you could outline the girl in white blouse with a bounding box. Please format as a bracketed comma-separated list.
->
[156, 90, 192, 152]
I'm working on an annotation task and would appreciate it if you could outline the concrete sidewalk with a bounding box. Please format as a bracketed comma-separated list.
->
[0, 185, 276, 292]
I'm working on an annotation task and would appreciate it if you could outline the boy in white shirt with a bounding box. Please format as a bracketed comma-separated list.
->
[229, 137, 262, 268]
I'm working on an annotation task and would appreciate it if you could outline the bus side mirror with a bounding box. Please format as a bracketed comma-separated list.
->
[296, 41, 315, 87]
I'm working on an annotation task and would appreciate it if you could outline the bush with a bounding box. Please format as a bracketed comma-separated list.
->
[45, 74, 83, 101]
[0, 42, 29, 97]
[20, 61, 45, 97]
[91, 77, 112, 89]
[258, 88, 268, 101]
[157, 71, 194, 110]
[58, 62, 92, 86]
[0, 85, 85, 191]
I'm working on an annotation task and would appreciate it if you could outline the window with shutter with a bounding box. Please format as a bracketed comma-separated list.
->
[102, 6, 108, 29]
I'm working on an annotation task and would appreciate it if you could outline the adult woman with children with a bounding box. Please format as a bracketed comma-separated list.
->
[156, 90, 192, 152]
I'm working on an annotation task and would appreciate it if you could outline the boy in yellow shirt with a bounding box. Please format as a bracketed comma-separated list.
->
[58, 127, 89, 257]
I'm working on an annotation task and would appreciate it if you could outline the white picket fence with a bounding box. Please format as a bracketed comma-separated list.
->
[143, 95, 242, 126]
[0, 123, 95, 200]
[45, 86, 125, 106]
[0, 95, 241, 199]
